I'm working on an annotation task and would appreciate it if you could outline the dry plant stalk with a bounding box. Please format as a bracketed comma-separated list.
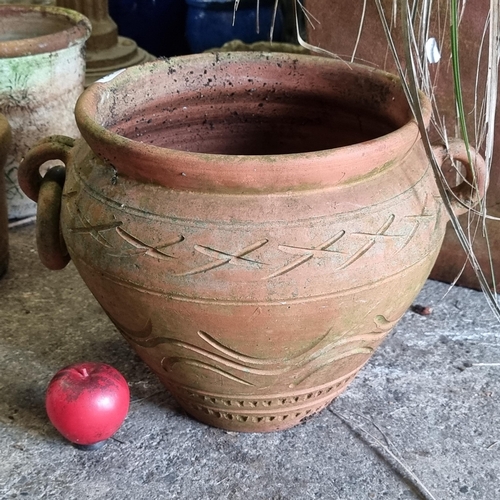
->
[374, 0, 500, 320]
[261, 0, 500, 320]
[330, 409, 438, 500]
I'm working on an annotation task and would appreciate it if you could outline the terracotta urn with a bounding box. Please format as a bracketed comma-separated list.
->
[18, 53, 486, 432]
[0, 114, 11, 278]
[0, 5, 91, 220]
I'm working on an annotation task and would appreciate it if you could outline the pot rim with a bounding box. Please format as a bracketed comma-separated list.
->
[0, 113, 10, 139]
[75, 52, 432, 193]
[0, 113, 12, 170]
[0, 5, 91, 58]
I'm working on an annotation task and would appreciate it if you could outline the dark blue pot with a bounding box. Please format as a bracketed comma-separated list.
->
[185, 0, 284, 53]
[109, 0, 189, 57]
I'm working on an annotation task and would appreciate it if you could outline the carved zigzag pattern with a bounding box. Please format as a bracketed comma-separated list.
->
[68, 197, 438, 278]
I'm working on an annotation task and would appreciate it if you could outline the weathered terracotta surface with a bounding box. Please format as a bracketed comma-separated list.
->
[0, 5, 90, 219]
[305, 0, 499, 290]
[19, 53, 485, 431]
[0, 114, 11, 277]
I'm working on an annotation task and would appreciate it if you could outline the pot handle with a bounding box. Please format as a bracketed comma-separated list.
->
[432, 138, 488, 216]
[18, 136, 74, 270]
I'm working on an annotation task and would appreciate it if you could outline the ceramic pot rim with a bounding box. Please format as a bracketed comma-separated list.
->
[75, 52, 432, 193]
[0, 113, 11, 170]
[0, 114, 10, 139]
[0, 5, 91, 58]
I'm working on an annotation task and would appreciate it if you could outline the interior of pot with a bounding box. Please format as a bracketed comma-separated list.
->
[100, 54, 412, 157]
[0, 6, 90, 56]
[0, 14, 70, 42]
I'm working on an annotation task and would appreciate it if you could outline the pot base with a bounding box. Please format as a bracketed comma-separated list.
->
[167, 370, 360, 432]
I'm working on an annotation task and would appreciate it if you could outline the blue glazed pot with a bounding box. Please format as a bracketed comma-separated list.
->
[109, 0, 189, 57]
[185, 0, 284, 53]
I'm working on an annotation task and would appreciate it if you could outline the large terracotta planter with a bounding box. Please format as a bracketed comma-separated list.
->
[0, 114, 11, 278]
[0, 5, 90, 219]
[305, 0, 499, 290]
[18, 53, 485, 432]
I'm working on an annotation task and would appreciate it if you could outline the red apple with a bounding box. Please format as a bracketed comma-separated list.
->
[46, 362, 130, 447]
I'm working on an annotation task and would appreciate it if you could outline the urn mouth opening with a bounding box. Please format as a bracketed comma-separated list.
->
[0, 5, 91, 58]
[76, 52, 431, 192]
[106, 65, 402, 157]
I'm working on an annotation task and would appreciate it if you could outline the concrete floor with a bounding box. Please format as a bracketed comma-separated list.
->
[1, 224, 499, 500]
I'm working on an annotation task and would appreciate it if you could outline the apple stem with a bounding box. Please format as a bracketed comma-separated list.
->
[80, 367, 89, 378]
